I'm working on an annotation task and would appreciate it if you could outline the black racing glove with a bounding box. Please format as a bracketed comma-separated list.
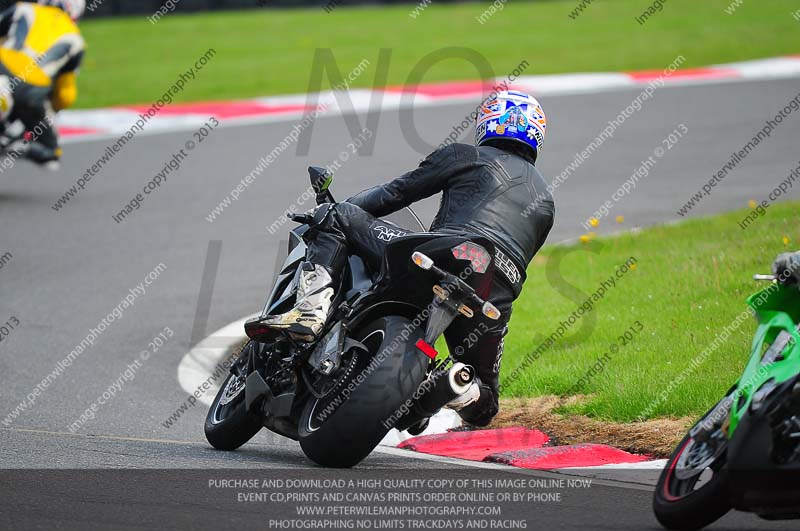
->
[772, 251, 800, 286]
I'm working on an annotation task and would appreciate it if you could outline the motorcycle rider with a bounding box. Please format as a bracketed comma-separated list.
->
[0, 0, 85, 166]
[250, 91, 555, 427]
[774, 251, 800, 286]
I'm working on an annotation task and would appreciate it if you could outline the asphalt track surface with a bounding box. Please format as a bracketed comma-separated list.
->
[1, 77, 799, 529]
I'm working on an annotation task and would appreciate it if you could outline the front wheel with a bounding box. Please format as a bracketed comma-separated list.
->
[298, 315, 427, 468]
[653, 396, 733, 530]
[204, 341, 263, 451]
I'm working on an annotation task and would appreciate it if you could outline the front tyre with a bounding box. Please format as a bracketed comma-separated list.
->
[204, 341, 263, 451]
[653, 396, 733, 530]
[298, 316, 426, 468]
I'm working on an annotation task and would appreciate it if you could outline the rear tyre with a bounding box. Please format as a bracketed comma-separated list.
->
[653, 397, 733, 530]
[204, 341, 263, 451]
[298, 316, 427, 467]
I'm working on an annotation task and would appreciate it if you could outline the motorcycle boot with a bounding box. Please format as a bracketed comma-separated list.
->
[248, 262, 336, 342]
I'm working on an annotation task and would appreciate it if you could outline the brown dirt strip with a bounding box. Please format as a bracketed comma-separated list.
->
[489, 396, 694, 458]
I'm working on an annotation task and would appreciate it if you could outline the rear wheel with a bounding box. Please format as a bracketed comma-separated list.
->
[653, 396, 733, 530]
[298, 316, 426, 467]
[204, 341, 263, 451]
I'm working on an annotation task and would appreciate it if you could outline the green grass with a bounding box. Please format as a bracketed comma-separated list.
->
[75, 0, 799, 108]
[500, 200, 800, 422]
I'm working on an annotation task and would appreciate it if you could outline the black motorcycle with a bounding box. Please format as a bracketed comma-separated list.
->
[204, 167, 502, 467]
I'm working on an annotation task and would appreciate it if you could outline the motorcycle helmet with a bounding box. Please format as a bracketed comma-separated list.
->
[38, 0, 86, 21]
[476, 90, 546, 164]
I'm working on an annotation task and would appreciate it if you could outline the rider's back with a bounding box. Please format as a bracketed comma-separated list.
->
[348, 141, 555, 285]
[0, 3, 83, 87]
[432, 143, 555, 281]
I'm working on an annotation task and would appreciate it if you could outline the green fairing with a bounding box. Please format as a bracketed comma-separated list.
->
[726, 284, 800, 435]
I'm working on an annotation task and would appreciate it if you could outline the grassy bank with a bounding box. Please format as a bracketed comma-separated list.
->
[501, 199, 800, 422]
[75, 0, 799, 108]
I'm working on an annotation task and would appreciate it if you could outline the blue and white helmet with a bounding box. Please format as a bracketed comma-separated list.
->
[475, 90, 547, 162]
[38, 0, 86, 21]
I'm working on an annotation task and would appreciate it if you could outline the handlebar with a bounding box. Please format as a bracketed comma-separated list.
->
[290, 213, 314, 225]
[288, 190, 335, 225]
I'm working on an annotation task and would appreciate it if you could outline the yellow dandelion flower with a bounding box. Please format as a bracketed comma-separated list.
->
[616, 215, 625, 224]
[589, 218, 599, 228]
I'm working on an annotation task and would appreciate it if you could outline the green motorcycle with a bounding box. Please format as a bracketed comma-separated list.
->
[654, 256, 800, 530]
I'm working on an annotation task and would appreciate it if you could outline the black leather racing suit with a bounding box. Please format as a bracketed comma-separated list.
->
[307, 142, 555, 425]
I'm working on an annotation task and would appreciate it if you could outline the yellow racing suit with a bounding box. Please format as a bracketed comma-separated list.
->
[0, 2, 85, 163]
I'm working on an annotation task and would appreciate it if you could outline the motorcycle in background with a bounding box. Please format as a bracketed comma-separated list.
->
[653, 270, 800, 529]
[0, 74, 60, 171]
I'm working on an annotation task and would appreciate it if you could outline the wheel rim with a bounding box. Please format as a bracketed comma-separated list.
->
[220, 373, 245, 406]
[211, 373, 246, 425]
[305, 329, 385, 433]
[664, 427, 727, 501]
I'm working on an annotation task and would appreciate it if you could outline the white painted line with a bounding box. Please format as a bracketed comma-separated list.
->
[556, 459, 668, 487]
[382, 408, 462, 446]
[716, 56, 800, 79]
[177, 314, 258, 407]
[60, 55, 800, 145]
[60, 73, 793, 147]
[562, 459, 669, 470]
